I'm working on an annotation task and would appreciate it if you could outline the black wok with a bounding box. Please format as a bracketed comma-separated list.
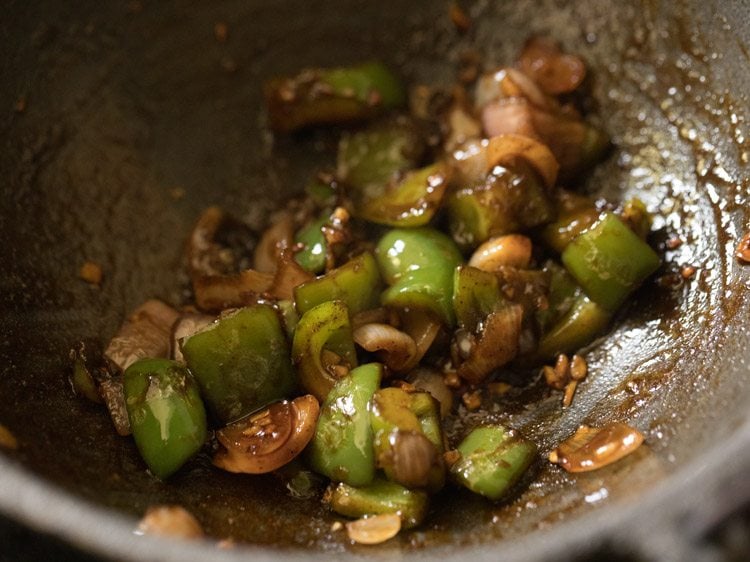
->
[1, 0, 749, 560]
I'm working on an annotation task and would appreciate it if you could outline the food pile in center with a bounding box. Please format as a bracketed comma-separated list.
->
[71, 37, 660, 543]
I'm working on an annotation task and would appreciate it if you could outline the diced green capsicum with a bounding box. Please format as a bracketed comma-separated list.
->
[305, 175, 338, 208]
[561, 212, 661, 311]
[447, 160, 554, 250]
[376, 227, 463, 326]
[308, 362, 382, 486]
[264, 62, 406, 132]
[370, 387, 445, 490]
[326, 478, 429, 529]
[276, 299, 299, 340]
[123, 358, 207, 479]
[294, 213, 329, 274]
[292, 300, 358, 401]
[452, 265, 506, 333]
[181, 305, 295, 424]
[536, 293, 612, 359]
[337, 117, 423, 193]
[536, 261, 580, 333]
[357, 163, 450, 227]
[539, 207, 600, 254]
[450, 425, 536, 501]
[294, 252, 382, 316]
[69, 340, 103, 404]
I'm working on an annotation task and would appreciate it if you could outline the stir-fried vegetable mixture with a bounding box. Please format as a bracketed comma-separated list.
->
[71, 37, 660, 543]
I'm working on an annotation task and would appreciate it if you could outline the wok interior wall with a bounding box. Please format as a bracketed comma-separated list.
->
[1, 0, 749, 551]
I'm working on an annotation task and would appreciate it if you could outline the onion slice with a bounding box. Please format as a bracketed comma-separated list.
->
[450, 133, 559, 190]
[353, 323, 418, 374]
[457, 304, 523, 384]
[213, 395, 320, 474]
[105, 299, 179, 372]
[171, 313, 215, 363]
[475, 67, 558, 112]
[253, 210, 294, 274]
[408, 367, 453, 417]
[193, 270, 273, 312]
[485, 134, 559, 189]
[269, 248, 315, 300]
[517, 37, 586, 96]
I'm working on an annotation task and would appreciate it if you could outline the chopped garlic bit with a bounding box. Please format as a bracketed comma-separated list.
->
[79, 261, 103, 285]
[137, 505, 204, 539]
[346, 514, 401, 545]
[542, 353, 588, 407]
[0, 424, 19, 450]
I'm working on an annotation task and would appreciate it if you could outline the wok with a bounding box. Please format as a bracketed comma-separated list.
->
[1, 0, 749, 559]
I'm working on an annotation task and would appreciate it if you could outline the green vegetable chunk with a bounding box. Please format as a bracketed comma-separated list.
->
[326, 478, 429, 529]
[451, 425, 536, 501]
[376, 227, 463, 326]
[337, 118, 423, 193]
[305, 176, 338, 208]
[292, 300, 358, 401]
[540, 207, 600, 254]
[276, 299, 299, 340]
[452, 265, 506, 333]
[447, 161, 554, 250]
[181, 305, 295, 424]
[123, 358, 207, 479]
[294, 252, 382, 316]
[294, 214, 329, 274]
[264, 61, 406, 132]
[370, 387, 445, 491]
[561, 212, 661, 311]
[358, 163, 450, 227]
[536, 261, 580, 333]
[308, 362, 382, 486]
[536, 294, 612, 359]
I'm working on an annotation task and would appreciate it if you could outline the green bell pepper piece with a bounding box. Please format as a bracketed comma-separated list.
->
[370, 387, 445, 490]
[294, 214, 329, 274]
[447, 161, 554, 250]
[561, 212, 661, 311]
[323, 62, 406, 107]
[308, 362, 382, 486]
[276, 299, 299, 340]
[181, 305, 295, 424]
[376, 227, 463, 326]
[294, 252, 382, 316]
[536, 261, 580, 333]
[69, 340, 103, 404]
[450, 425, 536, 501]
[292, 300, 358, 401]
[326, 478, 429, 529]
[305, 175, 338, 208]
[123, 358, 207, 479]
[536, 294, 612, 359]
[540, 207, 601, 254]
[264, 61, 406, 132]
[358, 163, 450, 227]
[337, 118, 423, 193]
[452, 265, 506, 333]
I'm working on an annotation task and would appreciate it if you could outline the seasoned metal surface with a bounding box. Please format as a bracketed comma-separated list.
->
[0, 0, 749, 559]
